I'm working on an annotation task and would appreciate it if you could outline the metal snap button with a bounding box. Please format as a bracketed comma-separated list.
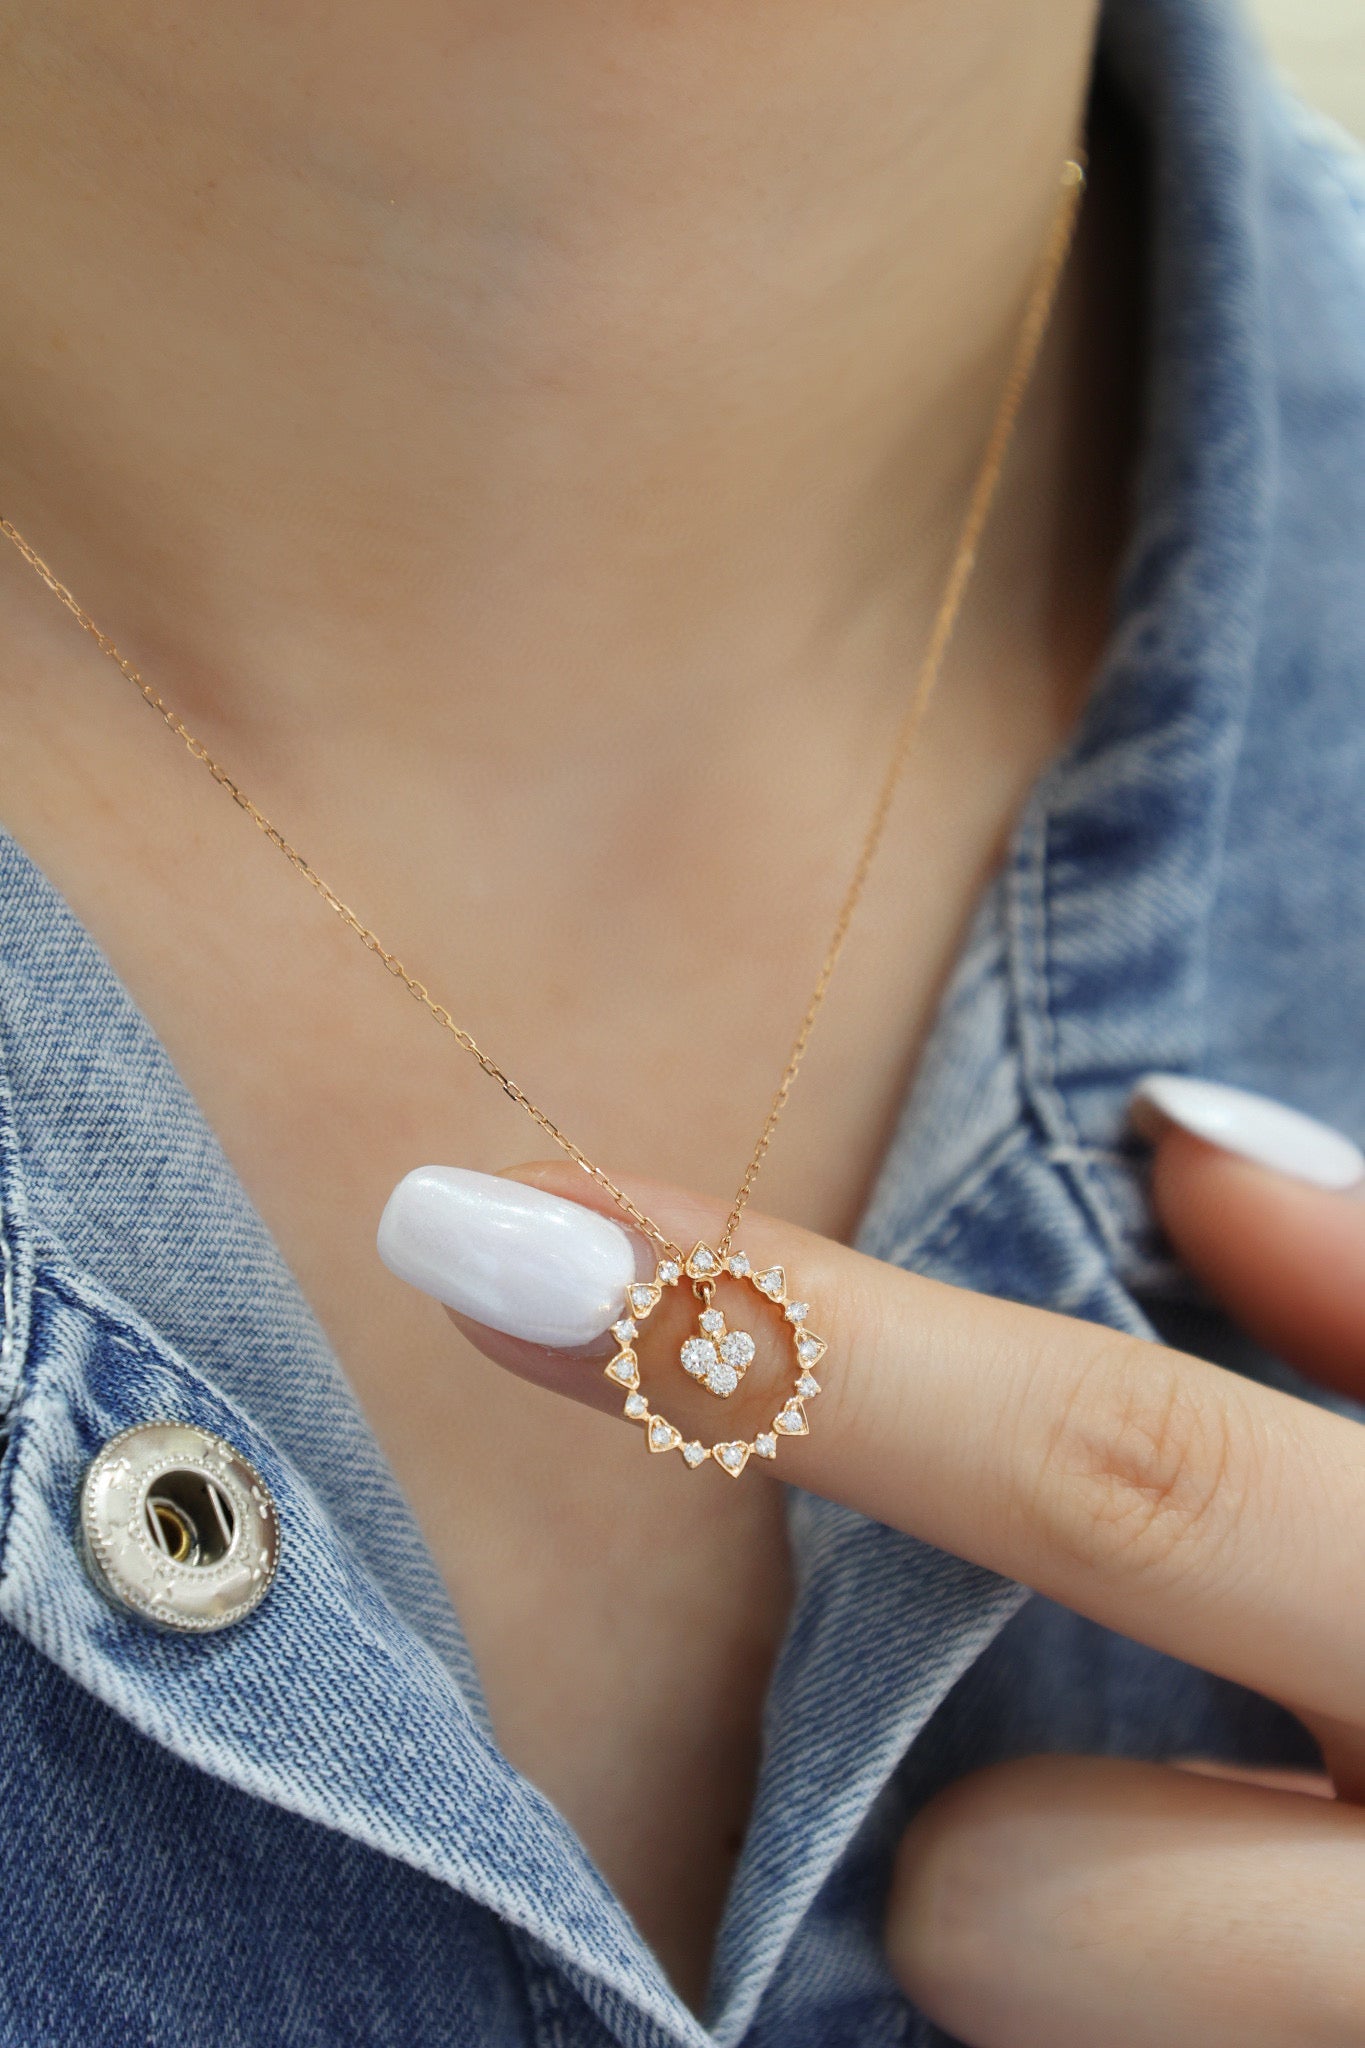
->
[79, 1421, 280, 1632]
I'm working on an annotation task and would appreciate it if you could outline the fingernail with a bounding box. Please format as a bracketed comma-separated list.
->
[1129, 1075, 1365, 1191]
[376, 1166, 639, 1347]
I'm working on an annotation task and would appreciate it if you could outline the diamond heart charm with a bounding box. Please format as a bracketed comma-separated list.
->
[679, 1313, 757, 1398]
[605, 1246, 826, 1478]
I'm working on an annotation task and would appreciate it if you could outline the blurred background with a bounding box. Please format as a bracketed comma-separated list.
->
[1250, 0, 1365, 140]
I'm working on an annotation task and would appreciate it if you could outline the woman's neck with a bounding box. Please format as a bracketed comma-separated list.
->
[0, 0, 1101, 745]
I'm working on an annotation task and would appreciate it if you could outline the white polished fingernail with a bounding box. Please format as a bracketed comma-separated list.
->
[377, 1166, 639, 1347]
[1130, 1075, 1365, 1191]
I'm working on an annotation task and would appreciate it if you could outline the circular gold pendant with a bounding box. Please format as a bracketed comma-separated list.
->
[603, 1240, 825, 1476]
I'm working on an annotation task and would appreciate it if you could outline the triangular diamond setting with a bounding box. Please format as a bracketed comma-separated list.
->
[605, 1350, 639, 1389]
[774, 1398, 808, 1436]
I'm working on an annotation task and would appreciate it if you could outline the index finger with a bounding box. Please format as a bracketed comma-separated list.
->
[463, 1161, 1365, 1732]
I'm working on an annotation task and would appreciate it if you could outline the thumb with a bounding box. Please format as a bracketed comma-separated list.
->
[1132, 1075, 1365, 1396]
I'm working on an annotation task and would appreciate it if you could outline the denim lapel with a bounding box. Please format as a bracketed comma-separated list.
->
[0, 1239, 710, 2047]
[0, 834, 482, 1707]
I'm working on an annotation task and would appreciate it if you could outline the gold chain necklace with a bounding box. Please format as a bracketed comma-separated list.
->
[1, 158, 1084, 1478]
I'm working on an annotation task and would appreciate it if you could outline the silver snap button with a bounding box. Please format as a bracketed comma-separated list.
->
[79, 1421, 280, 1632]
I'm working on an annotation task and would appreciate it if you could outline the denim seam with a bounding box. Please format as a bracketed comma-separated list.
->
[34, 1267, 183, 1369]
[878, 1125, 1032, 1272]
[522, 1954, 572, 2048]
[14, 1261, 437, 1642]
[0, 1267, 234, 1602]
[0, 1312, 28, 1596]
[0, 1017, 33, 1423]
[525, 1945, 650, 2048]
[1008, 788, 1143, 1287]
[0, 1192, 14, 1393]
[876, 793, 1135, 1286]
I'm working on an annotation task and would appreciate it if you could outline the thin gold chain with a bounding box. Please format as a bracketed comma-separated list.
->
[0, 160, 1084, 1263]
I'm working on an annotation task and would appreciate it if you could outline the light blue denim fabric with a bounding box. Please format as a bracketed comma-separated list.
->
[2, 2, 1364, 2042]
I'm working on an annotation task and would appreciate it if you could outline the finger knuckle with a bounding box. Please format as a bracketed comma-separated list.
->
[1032, 1343, 1251, 1588]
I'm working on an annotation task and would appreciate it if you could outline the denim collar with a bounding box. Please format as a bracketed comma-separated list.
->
[0, 2, 1326, 2040]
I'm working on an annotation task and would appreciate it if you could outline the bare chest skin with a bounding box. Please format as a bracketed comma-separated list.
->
[0, 566, 1111, 2002]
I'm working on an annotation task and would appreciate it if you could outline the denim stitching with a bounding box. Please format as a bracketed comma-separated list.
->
[0, 1012, 32, 1423]
[1017, 799, 1132, 1266]
[879, 1126, 1031, 1272]
[0, 1190, 13, 1385]
[33, 1259, 250, 1386]
[0, 1296, 29, 1595]
[0, 1276, 258, 1609]
[522, 1954, 571, 2048]
[20, 1266, 406, 1625]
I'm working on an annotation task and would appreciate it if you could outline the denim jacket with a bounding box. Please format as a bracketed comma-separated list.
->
[3, 2, 1364, 2042]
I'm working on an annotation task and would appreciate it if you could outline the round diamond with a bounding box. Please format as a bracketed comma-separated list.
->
[755, 1433, 778, 1459]
[704, 1359, 739, 1397]
[784, 1301, 809, 1325]
[699, 1308, 725, 1335]
[624, 1393, 648, 1420]
[796, 1373, 821, 1398]
[797, 1334, 822, 1363]
[720, 1445, 743, 1470]
[649, 1417, 675, 1450]
[682, 1442, 707, 1468]
[612, 1318, 637, 1344]
[692, 1247, 716, 1274]
[681, 1336, 718, 1380]
[658, 1260, 681, 1284]
[719, 1330, 756, 1371]
[727, 1253, 751, 1277]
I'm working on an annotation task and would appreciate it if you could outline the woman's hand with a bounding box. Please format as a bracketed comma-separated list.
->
[884, 1107, 1365, 2048]
[380, 1084, 1365, 2047]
